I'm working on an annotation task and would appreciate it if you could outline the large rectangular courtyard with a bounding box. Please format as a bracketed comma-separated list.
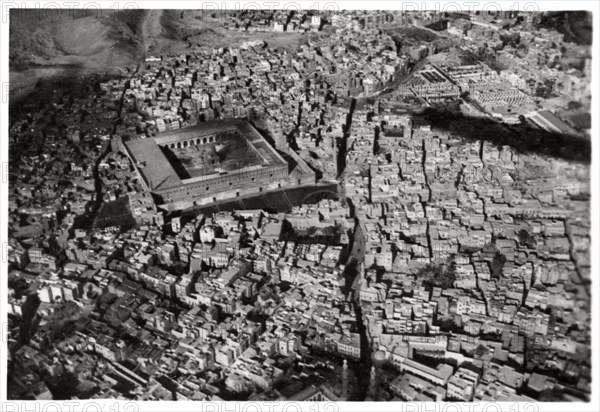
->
[162, 131, 264, 179]
[124, 120, 289, 204]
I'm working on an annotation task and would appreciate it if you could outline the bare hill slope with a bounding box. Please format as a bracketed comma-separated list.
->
[10, 9, 310, 101]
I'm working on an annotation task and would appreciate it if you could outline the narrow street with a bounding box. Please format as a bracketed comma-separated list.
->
[340, 173, 370, 400]
[83, 63, 142, 229]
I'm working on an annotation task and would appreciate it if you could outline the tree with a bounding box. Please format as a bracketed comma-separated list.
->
[420, 262, 457, 289]
[518, 229, 537, 249]
[438, 317, 461, 332]
[491, 252, 506, 279]
[474, 344, 491, 358]
[535, 79, 556, 99]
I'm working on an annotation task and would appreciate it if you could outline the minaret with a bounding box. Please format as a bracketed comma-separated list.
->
[342, 359, 349, 400]
[115, 339, 126, 362]
[368, 365, 377, 399]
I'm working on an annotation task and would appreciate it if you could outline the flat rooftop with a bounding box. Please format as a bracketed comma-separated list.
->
[528, 110, 578, 136]
[125, 138, 181, 190]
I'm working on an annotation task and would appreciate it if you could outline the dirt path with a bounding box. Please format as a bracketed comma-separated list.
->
[141, 9, 164, 54]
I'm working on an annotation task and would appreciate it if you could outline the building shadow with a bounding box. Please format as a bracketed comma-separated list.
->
[417, 107, 590, 165]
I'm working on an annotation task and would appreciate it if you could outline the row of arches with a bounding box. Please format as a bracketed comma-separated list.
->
[160, 134, 220, 149]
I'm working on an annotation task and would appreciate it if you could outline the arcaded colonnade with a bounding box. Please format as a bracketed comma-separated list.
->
[159, 134, 219, 149]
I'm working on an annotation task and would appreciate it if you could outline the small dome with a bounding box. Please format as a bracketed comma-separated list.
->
[372, 350, 386, 365]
